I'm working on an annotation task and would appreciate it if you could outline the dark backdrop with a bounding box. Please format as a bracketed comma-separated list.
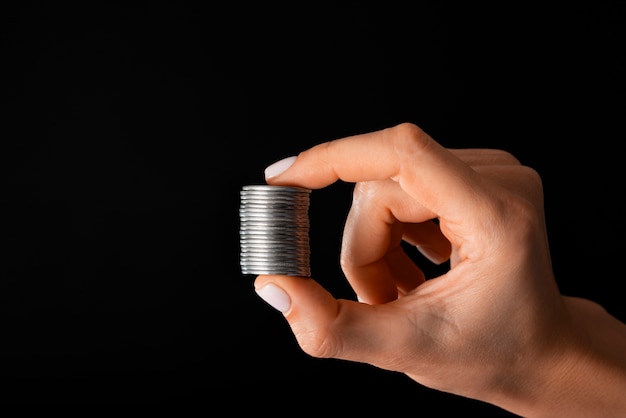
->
[2, 2, 624, 414]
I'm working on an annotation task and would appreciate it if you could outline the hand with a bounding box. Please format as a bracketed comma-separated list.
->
[254, 123, 626, 416]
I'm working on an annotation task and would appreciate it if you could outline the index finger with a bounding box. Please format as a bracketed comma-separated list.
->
[265, 123, 486, 221]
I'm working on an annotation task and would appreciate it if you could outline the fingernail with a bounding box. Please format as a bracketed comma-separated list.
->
[416, 246, 446, 265]
[265, 156, 297, 179]
[356, 295, 368, 304]
[255, 283, 291, 313]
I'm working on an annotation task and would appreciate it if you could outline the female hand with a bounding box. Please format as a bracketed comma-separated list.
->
[254, 123, 626, 416]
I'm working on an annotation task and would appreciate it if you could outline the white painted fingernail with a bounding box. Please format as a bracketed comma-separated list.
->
[264, 156, 297, 179]
[255, 283, 291, 313]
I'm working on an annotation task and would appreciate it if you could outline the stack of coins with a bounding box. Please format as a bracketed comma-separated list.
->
[239, 185, 312, 277]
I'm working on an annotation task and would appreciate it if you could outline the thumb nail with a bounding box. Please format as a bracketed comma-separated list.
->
[255, 283, 291, 313]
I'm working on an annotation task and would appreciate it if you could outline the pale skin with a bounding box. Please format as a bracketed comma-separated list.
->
[254, 122, 626, 417]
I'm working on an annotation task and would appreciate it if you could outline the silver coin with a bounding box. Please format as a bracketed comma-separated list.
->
[241, 268, 310, 276]
[239, 220, 309, 227]
[239, 237, 305, 243]
[241, 185, 311, 193]
[240, 230, 309, 235]
[240, 258, 310, 264]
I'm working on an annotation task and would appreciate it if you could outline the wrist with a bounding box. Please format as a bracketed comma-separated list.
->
[488, 296, 626, 417]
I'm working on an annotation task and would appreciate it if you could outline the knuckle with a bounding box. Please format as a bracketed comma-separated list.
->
[295, 327, 340, 359]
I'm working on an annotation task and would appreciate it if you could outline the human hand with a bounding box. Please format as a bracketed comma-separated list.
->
[254, 123, 626, 416]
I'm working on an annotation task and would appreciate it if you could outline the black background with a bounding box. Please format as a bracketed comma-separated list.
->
[2, 2, 624, 414]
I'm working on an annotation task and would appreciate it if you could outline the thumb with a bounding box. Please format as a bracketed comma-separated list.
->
[253, 274, 412, 371]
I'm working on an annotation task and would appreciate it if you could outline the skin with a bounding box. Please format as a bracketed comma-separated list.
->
[254, 122, 626, 416]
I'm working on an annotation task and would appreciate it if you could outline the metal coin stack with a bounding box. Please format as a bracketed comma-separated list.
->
[239, 185, 312, 277]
